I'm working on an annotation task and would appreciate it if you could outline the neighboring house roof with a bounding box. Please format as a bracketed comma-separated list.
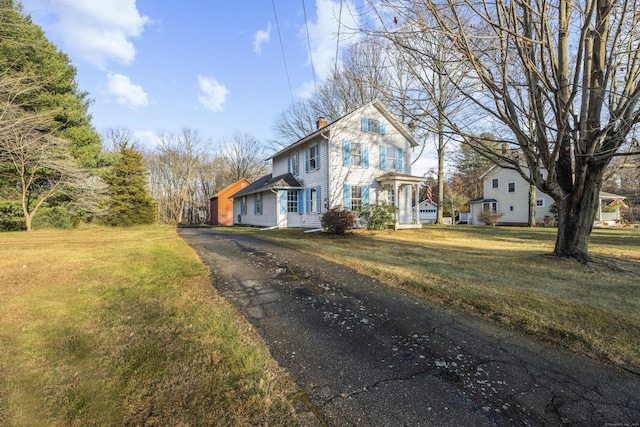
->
[230, 173, 303, 198]
[210, 178, 251, 200]
[269, 99, 419, 159]
[600, 191, 626, 200]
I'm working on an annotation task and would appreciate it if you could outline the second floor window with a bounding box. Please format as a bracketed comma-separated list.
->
[387, 146, 397, 170]
[306, 144, 320, 171]
[508, 182, 516, 193]
[351, 142, 362, 166]
[492, 178, 499, 188]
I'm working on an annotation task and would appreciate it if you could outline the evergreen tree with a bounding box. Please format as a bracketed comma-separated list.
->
[103, 145, 156, 226]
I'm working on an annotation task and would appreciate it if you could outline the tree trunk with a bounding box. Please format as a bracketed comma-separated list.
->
[553, 171, 603, 262]
[528, 185, 536, 227]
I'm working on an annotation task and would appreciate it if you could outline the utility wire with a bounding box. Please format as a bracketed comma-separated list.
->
[334, 0, 343, 74]
[272, 0, 295, 105]
[302, 0, 318, 94]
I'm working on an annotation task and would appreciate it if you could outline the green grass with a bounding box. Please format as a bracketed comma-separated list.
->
[0, 225, 299, 426]
[223, 225, 640, 369]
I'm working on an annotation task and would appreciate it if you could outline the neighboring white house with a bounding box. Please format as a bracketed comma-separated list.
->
[468, 165, 554, 225]
[469, 165, 627, 225]
[230, 100, 423, 229]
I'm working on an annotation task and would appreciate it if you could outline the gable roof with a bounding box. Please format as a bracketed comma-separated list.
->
[270, 99, 419, 159]
[230, 173, 303, 198]
[211, 178, 251, 199]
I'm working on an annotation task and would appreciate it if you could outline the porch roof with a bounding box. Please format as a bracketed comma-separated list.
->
[375, 171, 424, 186]
[229, 173, 303, 198]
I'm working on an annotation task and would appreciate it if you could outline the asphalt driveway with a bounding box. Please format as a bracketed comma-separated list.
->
[178, 227, 640, 426]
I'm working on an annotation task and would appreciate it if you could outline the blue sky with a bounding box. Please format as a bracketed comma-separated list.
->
[21, 0, 435, 175]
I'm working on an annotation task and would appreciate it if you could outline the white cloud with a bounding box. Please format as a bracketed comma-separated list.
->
[305, 0, 361, 80]
[197, 75, 229, 112]
[106, 73, 149, 108]
[253, 23, 271, 54]
[42, 0, 151, 68]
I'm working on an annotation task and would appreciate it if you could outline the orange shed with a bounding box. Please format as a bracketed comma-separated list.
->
[209, 178, 251, 226]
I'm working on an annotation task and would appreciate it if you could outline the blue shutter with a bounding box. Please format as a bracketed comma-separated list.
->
[363, 143, 369, 168]
[305, 188, 311, 213]
[380, 121, 386, 135]
[305, 148, 310, 172]
[287, 156, 291, 173]
[361, 117, 369, 132]
[315, 143, 320, 169]
[279, 190, 287, 214]
[343, 141, 350, 166]
[297, 189, 304, 214]
[343, 184, 351, 209]
[397, 147, 403, 171]
[316, 186, 322, 212]
[380, 145, 387, 170]
[363, 186, 370, 205]
[254, 194, 257, 214]
[295, 152, 300, 175]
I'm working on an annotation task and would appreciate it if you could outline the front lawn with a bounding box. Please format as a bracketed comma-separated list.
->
[0, 225, 299, 426]
[226, 225, 640, 369]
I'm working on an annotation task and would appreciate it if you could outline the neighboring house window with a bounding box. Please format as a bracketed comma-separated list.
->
[508, 182, 516, 193]
[241, 196, 247, 215]
[492, 178, 499, 189]
[388, 189, 395, 206]
[254, 193, 262, 215]
[287, 190, 298, 213]
[482, 201, 498, 211]
[536, 198, 545, 207]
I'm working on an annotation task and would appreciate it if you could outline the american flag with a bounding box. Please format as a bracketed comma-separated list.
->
[425, 180, 433, 204]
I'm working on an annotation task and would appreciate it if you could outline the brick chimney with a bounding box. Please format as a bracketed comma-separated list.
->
[316, 117, 328, 129]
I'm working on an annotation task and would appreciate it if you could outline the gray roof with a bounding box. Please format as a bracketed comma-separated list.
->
[229, 173, 303, 198]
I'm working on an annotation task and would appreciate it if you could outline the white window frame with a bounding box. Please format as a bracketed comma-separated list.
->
[287, 190, 298, 213]
[482, 201, 498, 211]
[367, 119, 380, 133]
[536, 198, 545, 207]
[241, 196, 247, 215]
[351, 185, 363, 212]
[291, 154, 298, 176]
[508, 182, 516, 193]
[351, 142, 362, 166]
[386, 147, 397, 170]
[309, 188, 318, 213]
[387, 189, 395, 206]
[309, 145, 319, 170]
[492, 178, 499, 189]
[255, 193, 262, 215]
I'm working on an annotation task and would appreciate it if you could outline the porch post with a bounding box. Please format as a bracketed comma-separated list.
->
[414, 183, 419, 224]
[394, 182, 400, 228]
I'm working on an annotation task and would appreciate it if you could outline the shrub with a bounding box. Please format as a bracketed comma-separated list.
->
[32, 206, 76, 230]
[358, 202, 398, 230]
[321, 206, 357, 234]
[477, 210, 504, 226]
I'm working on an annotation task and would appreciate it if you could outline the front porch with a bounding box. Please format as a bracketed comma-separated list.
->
[376, 172, 424, 229]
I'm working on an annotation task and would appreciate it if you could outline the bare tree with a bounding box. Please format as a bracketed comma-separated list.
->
[218, 131, 269, 184]
[368, 0, 640, 261]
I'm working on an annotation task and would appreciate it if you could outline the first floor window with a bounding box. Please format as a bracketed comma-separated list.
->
[482, 201, 498, 211]
[255, 193, 262, 214]
[241, 196, 247, 215]
[309, 188, 318, 213]
[287, 190, 298, 213]
[388, 189, 395, 206]
[351, 185, 363, 211]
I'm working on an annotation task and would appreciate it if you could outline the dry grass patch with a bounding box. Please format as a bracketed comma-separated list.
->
[0, 225, 299, 426]
[224, 225, 640, 369]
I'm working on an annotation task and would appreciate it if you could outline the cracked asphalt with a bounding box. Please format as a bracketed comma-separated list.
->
[178, 227, 640, 426]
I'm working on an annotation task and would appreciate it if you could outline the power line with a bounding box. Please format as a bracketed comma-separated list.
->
[272, 0, 295, 105]
[334, 0, 343, 74]
[302, 0, 317, 94]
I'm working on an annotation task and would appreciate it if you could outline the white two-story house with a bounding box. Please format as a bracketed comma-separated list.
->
[230, 100, 423, 229]
[468, 165, 554, 225]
